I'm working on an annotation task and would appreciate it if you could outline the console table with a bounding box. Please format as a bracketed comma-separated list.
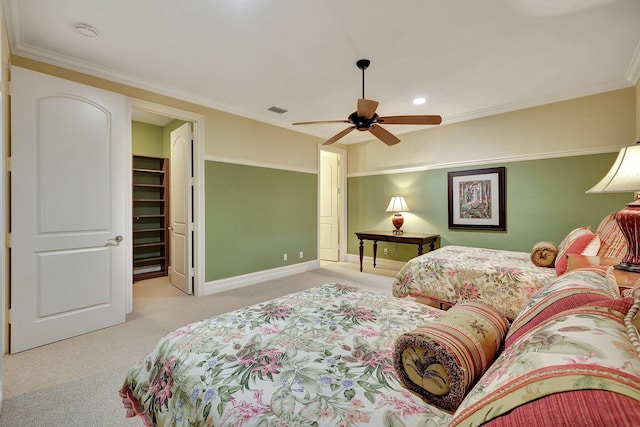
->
[355, 231, 440, 272]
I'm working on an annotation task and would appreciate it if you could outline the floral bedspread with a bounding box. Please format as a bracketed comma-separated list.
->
[120, 283, 452, 427]
[392, 245, 557, 320]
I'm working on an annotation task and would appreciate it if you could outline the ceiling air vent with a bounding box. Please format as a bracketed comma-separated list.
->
[267, 106, 288, 114]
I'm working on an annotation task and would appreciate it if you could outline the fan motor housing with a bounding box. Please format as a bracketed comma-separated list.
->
[349, 112, 377, 130]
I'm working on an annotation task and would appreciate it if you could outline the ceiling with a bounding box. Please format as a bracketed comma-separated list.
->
[4, 0, 640, 144]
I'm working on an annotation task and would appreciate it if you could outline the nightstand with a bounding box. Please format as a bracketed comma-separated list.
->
[566, 254, 640, 293]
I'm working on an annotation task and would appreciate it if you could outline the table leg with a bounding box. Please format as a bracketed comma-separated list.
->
[373, 241, 378, 268]
[417, 244, 424, 257]
[358, 239, 364, 272]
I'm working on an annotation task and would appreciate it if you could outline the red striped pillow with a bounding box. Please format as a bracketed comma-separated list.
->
[596, 212, 628, 259]
[483, 390, 640, 427]
[555, 227, 600, 275]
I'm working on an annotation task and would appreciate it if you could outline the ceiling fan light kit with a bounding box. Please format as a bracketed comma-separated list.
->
[293, 59, 442, 146]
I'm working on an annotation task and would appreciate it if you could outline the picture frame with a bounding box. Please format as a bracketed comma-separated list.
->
[448, 167, 506, 231]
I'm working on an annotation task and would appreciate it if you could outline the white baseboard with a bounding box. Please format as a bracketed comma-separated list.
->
[344, 253, 407, 271]
[204, 260, 321, 295]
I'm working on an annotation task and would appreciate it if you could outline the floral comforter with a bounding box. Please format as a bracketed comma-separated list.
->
[392, 245, 557, 320]
[120, 283, 452, 427]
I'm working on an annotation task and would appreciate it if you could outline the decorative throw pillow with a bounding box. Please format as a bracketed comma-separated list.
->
[596, 212, 628, 259]
[529, 241, 557, 267]
[505, 268, 618, 348]
[392, 302, 508, 412]
[449, 298, 640, 426]
[554, 226, 600, 275]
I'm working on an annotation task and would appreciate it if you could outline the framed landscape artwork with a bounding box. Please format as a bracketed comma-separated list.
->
[448, 167, 506, 231]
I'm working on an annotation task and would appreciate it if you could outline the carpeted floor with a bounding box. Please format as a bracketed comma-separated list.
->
[0, 261, 397, 426]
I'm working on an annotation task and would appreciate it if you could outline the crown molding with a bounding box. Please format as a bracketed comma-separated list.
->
[347, 145, 624, 178]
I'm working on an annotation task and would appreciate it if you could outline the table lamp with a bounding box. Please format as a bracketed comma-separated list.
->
[586, 141, 640, 272]
[386, 196, 410, 234]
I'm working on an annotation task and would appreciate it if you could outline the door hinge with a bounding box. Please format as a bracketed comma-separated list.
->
[6, 156, 11, 172]
[6, 232, 11, 248]
[7, 308, 11, 324]
[7, 80, 11, 96]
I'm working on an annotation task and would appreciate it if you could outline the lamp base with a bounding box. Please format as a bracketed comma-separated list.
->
[614, 262, 640, 273]
[614, 200, 640, 271]
[392, 213, 404, 235]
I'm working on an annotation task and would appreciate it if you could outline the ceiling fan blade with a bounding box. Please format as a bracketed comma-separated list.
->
[369, 125, 401, 146]
[323, 126, 355, 145]
[357, 99, 379, 119]
[376, 115, 442, 125]
[293, 120, 351, 125]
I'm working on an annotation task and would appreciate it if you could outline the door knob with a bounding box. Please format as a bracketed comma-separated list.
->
[107, 235, 123, 246]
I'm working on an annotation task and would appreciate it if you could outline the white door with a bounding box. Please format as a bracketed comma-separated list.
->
[10, 67, 128, 353]
[169, 123, 193, 294]
[320, 150, 340, 261]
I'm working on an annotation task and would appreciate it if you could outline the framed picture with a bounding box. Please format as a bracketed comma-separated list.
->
[448, 167, 506, 231]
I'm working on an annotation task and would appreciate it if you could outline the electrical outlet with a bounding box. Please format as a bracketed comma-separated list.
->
[299, 251, 304, 259]
[383, 248, 389, 255]
[283, 253, 288, 261]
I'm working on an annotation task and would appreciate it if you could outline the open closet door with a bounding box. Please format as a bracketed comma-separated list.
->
[10, 66, 129, 353]
[169, 122, 194, 294]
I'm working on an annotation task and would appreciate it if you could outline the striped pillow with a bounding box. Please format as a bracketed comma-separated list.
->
[393, 302, 508, 412]
[555, 227, 600, 275]
[596, 212, 628, 259]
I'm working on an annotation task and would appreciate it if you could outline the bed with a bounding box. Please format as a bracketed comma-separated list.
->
[391, 245, 558, 320]
[391, 214, 629, 321]
[120, 283, 454, 427]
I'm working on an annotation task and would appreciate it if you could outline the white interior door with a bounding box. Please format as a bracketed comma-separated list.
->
[169, 122, 193, 294]
[320, 150, 340, 261]
[10, 66, 129, 353]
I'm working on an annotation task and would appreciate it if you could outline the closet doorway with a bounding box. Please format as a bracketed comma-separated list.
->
[130, 101, 204, 300]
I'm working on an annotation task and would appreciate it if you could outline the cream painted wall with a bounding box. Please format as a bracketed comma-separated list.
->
[10, 56, 323, 172]
[348, 88, 636, 174]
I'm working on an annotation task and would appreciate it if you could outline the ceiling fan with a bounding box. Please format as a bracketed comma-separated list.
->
[293, 59, 442, 146]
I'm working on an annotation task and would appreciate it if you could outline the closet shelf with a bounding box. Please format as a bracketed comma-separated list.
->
[132, 155, 169, 281]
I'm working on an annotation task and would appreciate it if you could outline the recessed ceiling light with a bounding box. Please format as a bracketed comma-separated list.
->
[74, 23, 99, 38]
[413, 97, 426, 105]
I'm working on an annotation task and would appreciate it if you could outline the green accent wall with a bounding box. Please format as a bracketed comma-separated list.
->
[205, 161, 317, 281]
[131, 121, 164, 157]
[347, 153, 632, 262]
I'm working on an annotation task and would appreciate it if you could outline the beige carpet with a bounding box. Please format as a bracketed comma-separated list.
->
[0, 262, 398, 426]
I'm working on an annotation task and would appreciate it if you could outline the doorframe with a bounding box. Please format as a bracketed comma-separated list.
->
[318, 145, 347, 262]
[129, 99, 205, 307]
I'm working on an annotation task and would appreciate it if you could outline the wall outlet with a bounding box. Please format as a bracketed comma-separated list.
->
[383, 248, 389, 255]
[283, 253, 288, 261]
[299, 251, 304, 259]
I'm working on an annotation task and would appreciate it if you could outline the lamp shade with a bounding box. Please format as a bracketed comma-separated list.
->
[587, 143, 640, 193]
[386, 196, 410, 213]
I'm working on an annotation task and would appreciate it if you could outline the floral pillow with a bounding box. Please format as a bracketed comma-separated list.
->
[449, 298, 640, 426]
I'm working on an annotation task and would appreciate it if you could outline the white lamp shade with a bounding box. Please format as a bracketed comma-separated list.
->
[587, 143, 640, 193]
[385, 196, 410, 212]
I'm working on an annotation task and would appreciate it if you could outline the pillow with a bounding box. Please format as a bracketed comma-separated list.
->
[392, 302, 508, 412]
[596, 212, 628, 259]
[554, 226, 600, 275]
[505, 268, 619, 348]
[449, 298, 640, 426]
[481, 390, 640, 427]
[529, 241, 557, 267]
